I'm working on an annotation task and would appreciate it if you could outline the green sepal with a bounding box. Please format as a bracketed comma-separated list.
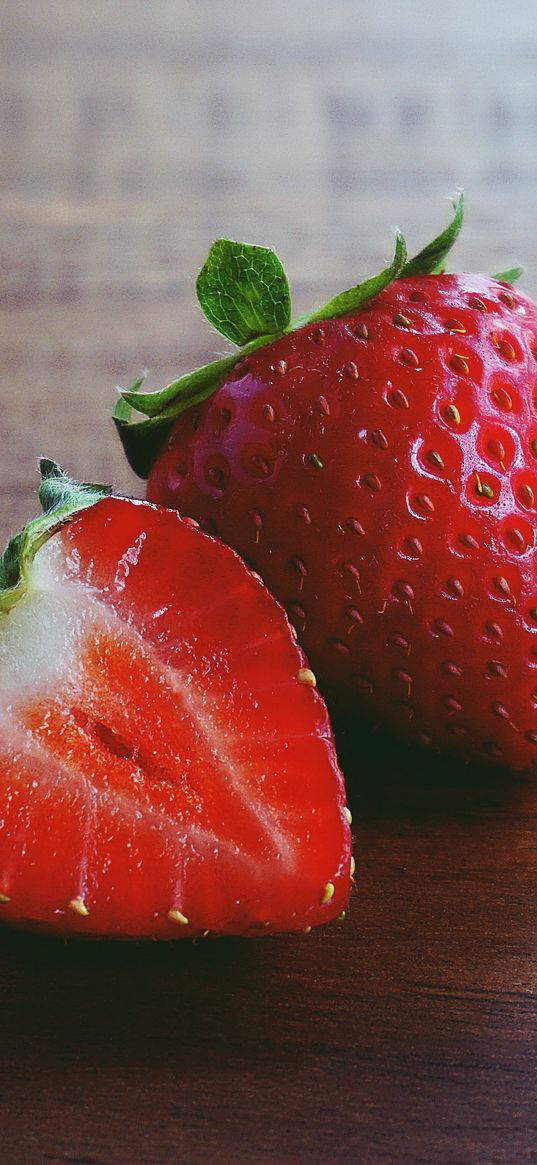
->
[294, 230, 408, 327]
[118, 358, 239, 419]
[0, 460, 112, 612]
[402, 191, 464, 278]
[196, 240, 292, 345]
[115, 233, 409, 457]
[113, 334, 276, 477]
[491, 266, 524, 284]
[113, 195, 471, 479]
[114, 398, 181, 479]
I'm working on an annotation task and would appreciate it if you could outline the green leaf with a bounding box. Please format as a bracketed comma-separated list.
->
[112, 193, 480, 483]
[113, 329, 282, 477]
[491, 266, 524, 284]
[0, 460, 112, 611]
[402, 190, 464, 278]
[114, 371, 238, 478]
[114, 232, 409, 476]
[114, 374, 146, 420]
[114, 405, 177, 479]
[118, 357, 239, 419]
[295, 230, 408, 327]
[114, 372, 236, 479]
[196, 239, 292, 346]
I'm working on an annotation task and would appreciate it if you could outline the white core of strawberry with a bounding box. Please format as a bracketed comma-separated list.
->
[0, 537, 86, 698]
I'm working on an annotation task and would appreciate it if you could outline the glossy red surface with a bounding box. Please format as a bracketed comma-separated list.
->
[149, 275, 537, 768]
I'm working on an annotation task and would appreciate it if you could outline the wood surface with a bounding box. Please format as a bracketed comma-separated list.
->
[2, 3, 537, 1162]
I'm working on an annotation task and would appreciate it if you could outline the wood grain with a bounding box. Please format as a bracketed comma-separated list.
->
[3, 3, 537, 1162]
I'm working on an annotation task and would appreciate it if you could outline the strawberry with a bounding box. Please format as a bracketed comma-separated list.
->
[0, 460, 351, 938]
[115, 194, 537, 770]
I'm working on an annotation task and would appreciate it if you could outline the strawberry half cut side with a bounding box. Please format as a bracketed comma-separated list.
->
[0, 461, 352, 938]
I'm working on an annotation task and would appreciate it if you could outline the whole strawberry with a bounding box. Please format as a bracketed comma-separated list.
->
[115, 195, 537, 769]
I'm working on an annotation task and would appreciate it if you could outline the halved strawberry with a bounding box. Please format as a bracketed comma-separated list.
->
[0, 461, 351, 938]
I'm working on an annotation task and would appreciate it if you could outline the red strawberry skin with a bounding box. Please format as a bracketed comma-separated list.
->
[147, 274, 537, 769]
[0, 497, 351, 937]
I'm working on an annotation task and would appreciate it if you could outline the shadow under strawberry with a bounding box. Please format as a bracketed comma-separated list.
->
[332, 714, 532, 820]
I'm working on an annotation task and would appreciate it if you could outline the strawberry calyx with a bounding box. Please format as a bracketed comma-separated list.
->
[491, 265, 524, 283]
[113, 190, 477, 478]
[0, 459, 112, 612]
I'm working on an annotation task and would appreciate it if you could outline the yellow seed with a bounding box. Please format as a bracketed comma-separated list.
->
[321, 881, 335, 905]
[343, 806, 352, 825]
[428, 450, 445, 471]
[450, 353, 469, 375]
[350, 856, 356, 877]
[445, 318, 466, 334]
[475, 473, 494, 500]
[298, 667, 317, 687]
[337, 911, 347, 922]
[69, 896, 89, 917]
[303, 925, 312, 935]
[0, 892, 11, 904]
[168, 908, 189, 926]
[444, 404, 461, 426]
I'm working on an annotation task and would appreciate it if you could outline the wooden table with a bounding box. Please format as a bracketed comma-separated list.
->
[2, 4, 537, 1162]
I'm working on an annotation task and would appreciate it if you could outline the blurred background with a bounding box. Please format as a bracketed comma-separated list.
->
[3, 0, 537, 539]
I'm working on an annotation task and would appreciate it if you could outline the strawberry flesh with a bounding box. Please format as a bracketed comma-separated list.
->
[0, 497, 351, 937]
